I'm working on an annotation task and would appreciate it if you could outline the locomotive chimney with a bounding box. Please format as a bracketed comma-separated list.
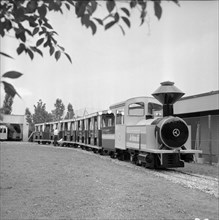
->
[152, 81, 185, 117]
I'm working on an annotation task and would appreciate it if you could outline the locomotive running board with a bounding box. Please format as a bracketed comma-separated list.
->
[140, 149, 202, 154]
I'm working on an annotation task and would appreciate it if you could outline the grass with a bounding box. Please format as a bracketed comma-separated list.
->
[177, 162, 219, 178]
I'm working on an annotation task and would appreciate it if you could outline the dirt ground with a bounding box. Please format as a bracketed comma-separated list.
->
[0, 142, 218, 220]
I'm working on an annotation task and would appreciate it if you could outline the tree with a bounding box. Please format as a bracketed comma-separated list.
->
[32, 99, 53, 124]
[0, 0, 179, 62]
[0, 0, 179, 99]
[52, 98, 65, 121]
[0, 69, 22, 120]
[65, 103, 75, 119]
[0, 70, 22, 98]
[25, 107, 34, 131]
[2, 93, 13, 114]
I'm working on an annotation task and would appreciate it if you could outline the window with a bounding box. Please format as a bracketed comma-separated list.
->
[88, 118, 93, 130]
[148, 102, 162, 116]
[44, 124, 50, 132]
[64, 122, 68, 131]
[102, 114, 114, 127]
[128, 102, 144, 116]
[116, 110, 124, 125]
[94, 117, 98, 130]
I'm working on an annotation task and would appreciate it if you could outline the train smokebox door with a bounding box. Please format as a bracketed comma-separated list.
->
[115, 125, 126, 150]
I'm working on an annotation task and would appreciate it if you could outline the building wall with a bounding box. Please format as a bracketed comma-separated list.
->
[0, 114, 29, 141]
[182, 115, 219, 163]
[173, 91, 219, 164]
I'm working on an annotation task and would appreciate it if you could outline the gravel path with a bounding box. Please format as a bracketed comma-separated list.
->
[0, 142, 218, 220]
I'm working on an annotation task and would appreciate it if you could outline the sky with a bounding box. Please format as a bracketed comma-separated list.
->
[0, 0, 218, 116]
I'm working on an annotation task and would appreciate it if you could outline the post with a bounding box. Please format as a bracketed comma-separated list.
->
[208, 115, 212, 165]
[194, 123, 200, 162]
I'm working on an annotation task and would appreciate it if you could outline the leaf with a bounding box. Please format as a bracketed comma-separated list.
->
[114, 12, 120, 22]
[130, 0, 137, 8]
[16, 31, 26, 42]
[27, 0, 38, 13]
[119, 25, 125, 35]
[33, 27, 39, 35]
[17, 43, 25, 55]
[105, 20, 117, 30]
[89, 0, 97, 14]
[121, 7, 130, 17]
[140, 10, 147, 26]
[39, 31, 44, 36]
[55, 50, 61, 61]
[0, 52, 14, 59]
[58, 45, 65, 51]
[81, 14, 90, 28]
[106, 0, 115, 13]
[43, 40, 49, 48]
[38, 5, 47, 18]
[50, 37, 57, 45]
[66, 0, 75, 6]
[65, 3, 70, 10]
[26, 48, 34, 60]
[30, 46, 43, 57]
[1, 81, 21, 98]
[2, 71, 23, 79]
[49, 46, 55, 55]
[171, 0, 180, 6]
[64, 52, 72, 64]
[89, 20, 97, 35]
[94, 18, 103, 26]
[154, 1, 162, 20]
[16, 7, 25, 21]
[43, 22, 53, 29]
[35, 48, 43, 57]
[121, 16, 130, 28]
[75, 1, 87, 18]
[36, 38, 44, 46]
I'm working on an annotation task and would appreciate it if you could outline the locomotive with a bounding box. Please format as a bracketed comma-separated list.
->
[33, 81, 202, 168]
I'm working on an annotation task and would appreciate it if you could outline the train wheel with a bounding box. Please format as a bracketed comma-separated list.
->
[118, 153, 124, 161]
[98, 149, 103, 155]
[145, 154, 155, 169]
[130, 154, 138, 165]
[109, 152, 116, 159]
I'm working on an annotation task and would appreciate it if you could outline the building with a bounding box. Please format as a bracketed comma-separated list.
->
[174, 91, 219, 164]
[0, 114, 29, 142]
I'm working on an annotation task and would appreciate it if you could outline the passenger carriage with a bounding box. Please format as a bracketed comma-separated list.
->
[34, 122, 55, 144]
[0, 125, 8, 141]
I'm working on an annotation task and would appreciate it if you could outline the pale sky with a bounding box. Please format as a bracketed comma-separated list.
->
[0, 0, 218, 116]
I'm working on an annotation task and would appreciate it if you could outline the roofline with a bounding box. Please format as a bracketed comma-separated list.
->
[110, 96, 156, 109]
[180, 90, 219, 101]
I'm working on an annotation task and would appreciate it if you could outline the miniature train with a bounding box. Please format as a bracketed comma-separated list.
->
[33, 81, 202, 168]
